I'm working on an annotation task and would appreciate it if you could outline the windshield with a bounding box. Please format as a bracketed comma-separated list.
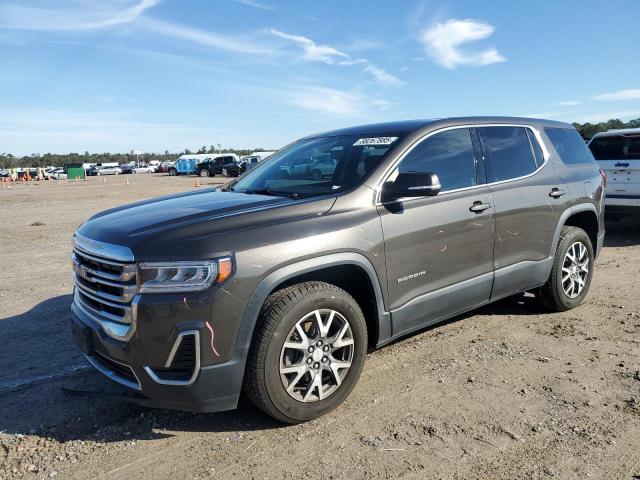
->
[231, 134, 401, 198]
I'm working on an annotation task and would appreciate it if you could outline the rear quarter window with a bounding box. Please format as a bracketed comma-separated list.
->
[545, 128, 596, 164]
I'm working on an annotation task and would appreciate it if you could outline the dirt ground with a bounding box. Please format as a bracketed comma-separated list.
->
[1, 174, 639, 480]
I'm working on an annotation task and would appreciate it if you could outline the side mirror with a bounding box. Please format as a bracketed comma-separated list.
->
[381, 172, 441, 203]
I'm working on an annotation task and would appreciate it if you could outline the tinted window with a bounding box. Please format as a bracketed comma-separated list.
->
[480, 127, 537, 182]
[543, 128, 595, 164]
[396, 128, 477, 192]
[588, 134, 640, 161]
[232, 134, 402, 198]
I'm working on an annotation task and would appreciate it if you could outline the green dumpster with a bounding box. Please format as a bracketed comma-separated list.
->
[64, 163, 85, 180]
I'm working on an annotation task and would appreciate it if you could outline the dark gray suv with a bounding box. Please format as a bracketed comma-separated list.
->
[70, 117, 605, 423]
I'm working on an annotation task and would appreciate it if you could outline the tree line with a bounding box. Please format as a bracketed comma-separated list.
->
[0, 147, 268, 170]
[573, 117, 640, 141]
[2, 117, 639, 170]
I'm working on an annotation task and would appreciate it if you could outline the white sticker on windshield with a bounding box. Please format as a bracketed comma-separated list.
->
[353, 136, 398, 146]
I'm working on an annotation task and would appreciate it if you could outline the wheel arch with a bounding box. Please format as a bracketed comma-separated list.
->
[235, 253, 390, 368]
[551, 204, 600, 259]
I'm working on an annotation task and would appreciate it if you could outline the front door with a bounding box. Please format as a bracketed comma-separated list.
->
[378, 127, 495, 336]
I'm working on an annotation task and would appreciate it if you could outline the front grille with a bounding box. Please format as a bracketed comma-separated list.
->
[72, 239, 137, 339]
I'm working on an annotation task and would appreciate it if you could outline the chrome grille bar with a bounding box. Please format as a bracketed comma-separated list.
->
[72, 234, 137, 341]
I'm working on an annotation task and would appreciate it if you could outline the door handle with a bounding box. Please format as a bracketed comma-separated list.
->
[469, 201, 492, 213]
[549, 188, 567, 198]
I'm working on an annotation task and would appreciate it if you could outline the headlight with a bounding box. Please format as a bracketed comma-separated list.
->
[138, 257, 233, 293]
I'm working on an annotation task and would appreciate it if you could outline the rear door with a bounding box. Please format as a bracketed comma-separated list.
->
[478, 125, 568, 299]
[588, 133, 640, 206]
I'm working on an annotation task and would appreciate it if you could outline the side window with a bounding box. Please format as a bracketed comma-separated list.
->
[546, 128, 596, 164]
[479, 126, 538, 182]
[397, 128, 477, 192]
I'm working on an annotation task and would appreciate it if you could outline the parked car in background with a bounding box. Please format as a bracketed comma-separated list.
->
[122, 164, 152, 174]
[148, 160, 161, 172]
[223, 156, 260, 177]
[87, 165, 122, 176]
[280, 155, 337, 179]
[70, 117, 604, 424]
[120, 164, 135, 174]
[196, 155, 238, 177]
[100, 166, 123, 175]
[249, 151, 276, 160]
[588, 128, 640, 213]
[50, 168, 67, 180]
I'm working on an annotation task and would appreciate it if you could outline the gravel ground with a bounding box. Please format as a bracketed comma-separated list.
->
[0, 174, 639, 479]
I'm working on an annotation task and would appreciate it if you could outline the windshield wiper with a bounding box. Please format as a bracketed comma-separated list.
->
[243, 188, 302, 199]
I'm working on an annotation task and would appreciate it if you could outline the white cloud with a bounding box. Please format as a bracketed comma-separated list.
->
[570, 110, 640, 123]
[285, 87, 362, 116]
[141, 18, 272, 55]
[0, 0, 159, 31]
[420, 18, 506, 69]
[283, 86, 393, 116]
[232, 0, 276, 11]
[269, 29, 403, 87]
[556, 100, 582, 107]
[341, 38, 381, 52]
[269, 29, 349, 64]
[592, 89, 640, 101]
[363, 62, 404, 87]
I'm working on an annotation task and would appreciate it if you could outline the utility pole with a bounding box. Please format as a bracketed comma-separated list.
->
[217, 143, 222, 154]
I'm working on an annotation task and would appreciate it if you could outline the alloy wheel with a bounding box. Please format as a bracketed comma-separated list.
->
[279, 309, 354, 403]
[561, 241, 589, 298]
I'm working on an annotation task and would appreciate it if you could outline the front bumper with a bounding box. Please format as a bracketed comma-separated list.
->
[71, 305, 245, 412]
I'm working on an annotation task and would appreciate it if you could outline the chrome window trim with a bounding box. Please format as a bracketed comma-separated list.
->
[73, 232, 134, 263]
[144, 330, 201, 386]
[374, 123, 551, 206]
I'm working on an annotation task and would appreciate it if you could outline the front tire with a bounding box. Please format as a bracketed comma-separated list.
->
[198, 169, 210, 177]
[538, 226, 594, 311]
[244, 281, 367, 424]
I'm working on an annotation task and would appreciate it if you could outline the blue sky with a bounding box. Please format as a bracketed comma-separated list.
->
[1, 0, 639, 155]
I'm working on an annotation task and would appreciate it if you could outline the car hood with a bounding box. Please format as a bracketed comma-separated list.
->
[77, 188, 336, 258]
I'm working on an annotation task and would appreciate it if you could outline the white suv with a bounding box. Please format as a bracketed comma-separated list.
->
[588, 128, 640, 212]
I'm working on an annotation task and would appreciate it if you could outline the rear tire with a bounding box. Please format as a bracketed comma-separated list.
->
[199, 169, 210, 177]
[244, 281, 367, 424]
[537, 226, 594, 311]
[168, 168, 176, 176]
